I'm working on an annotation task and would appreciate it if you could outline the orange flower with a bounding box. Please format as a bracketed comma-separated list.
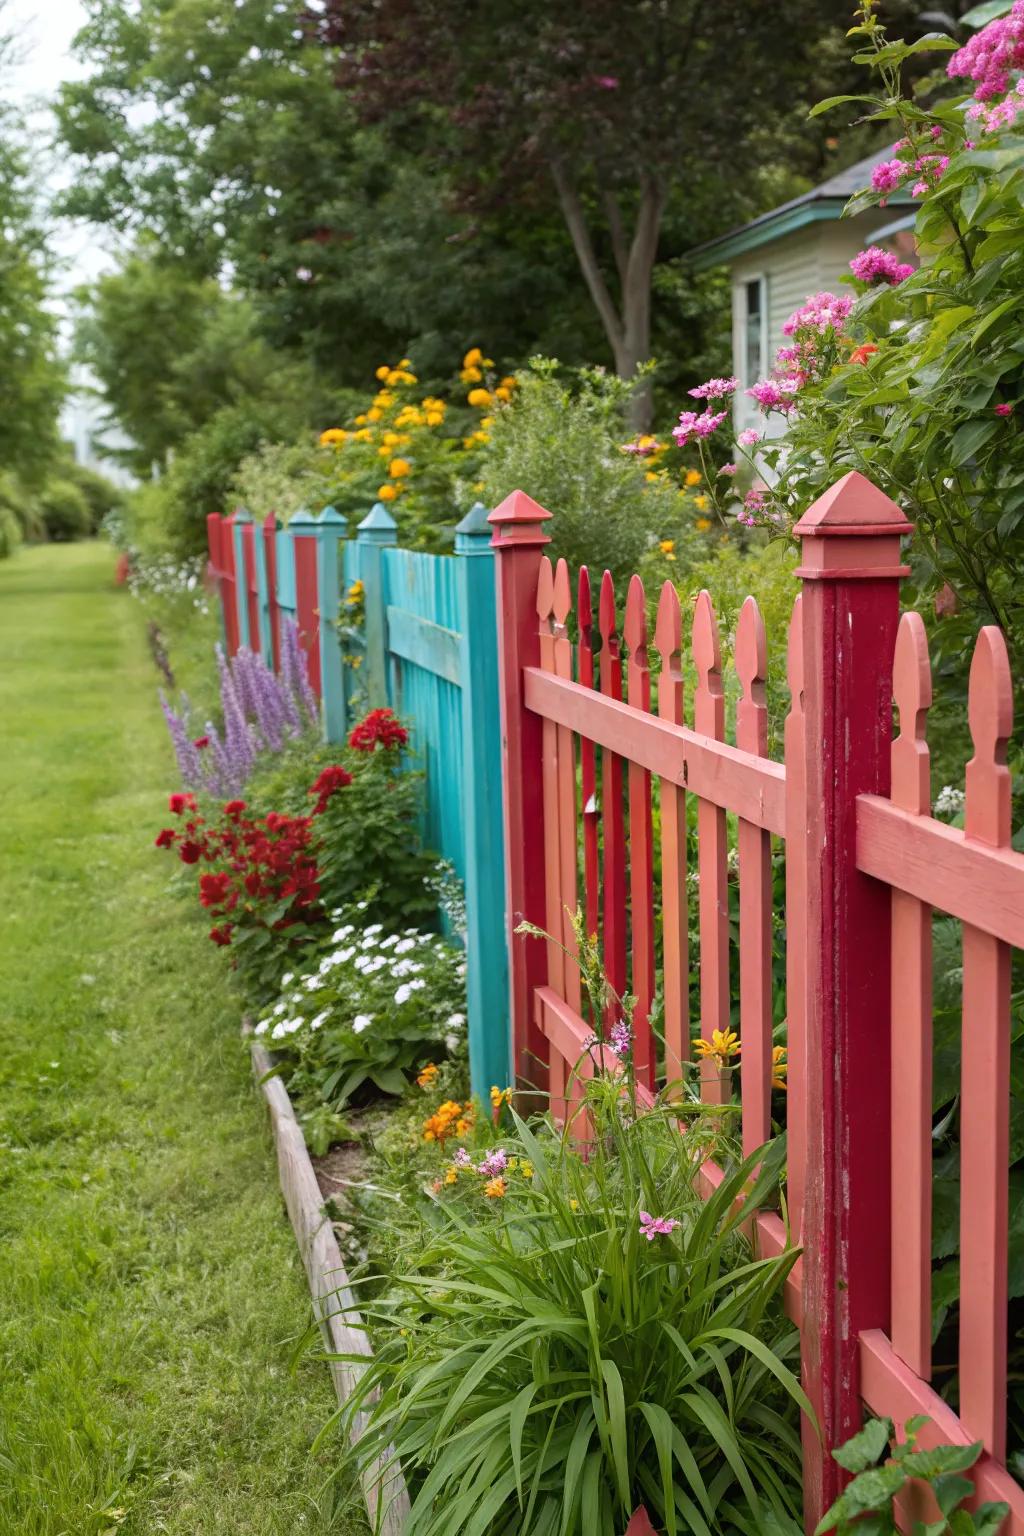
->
[848, 343, 879, 366]
[417, 1062, 439, 1089]
[484, 1176, 507, 1198]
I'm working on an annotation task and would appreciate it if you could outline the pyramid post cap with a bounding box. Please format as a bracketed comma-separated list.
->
[261, 509, 281, 530]
[318, 503, 348, 528]
[488, 489, 552, 548]
[454, 500, 491, 539]
[231, 505, 253, 523]
[290, 506, 319, 528]
[793, 471, 913, 537]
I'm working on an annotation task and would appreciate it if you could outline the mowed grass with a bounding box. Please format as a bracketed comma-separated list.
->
[0, 543, 360, 1536]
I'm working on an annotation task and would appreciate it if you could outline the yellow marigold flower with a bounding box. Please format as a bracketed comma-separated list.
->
[367, 407, 383, 423]
[472, 430, 490, 445]
[354, 428, 373, 442]
[382, 431, 400, 445]
[355, 414, 368, 426]
[377, 444, 391, 458]
[494, 386, 512, 403]
[472, 481, 485, 493]
[375, 365, 390, 382]
[659, 539, 675, 555]
[463, 347, 483, 368]
[500, 376, 516, 390]
[417, 1061, 439, 1088]
[694, 494, 709, 511]
[696, 517, 712, 532]
[685, 469, 702, 487]
[444, 1168, 458, 1185]
[520, 1160, 534, 1179]
[467, 388, 492, 408]
[484, 1176, 507, 1199]
[644, 471, 660, 483]
[346, 579, 365, 607]
[394, 370, 417, 384]
[389, 457, 411, 478]
[319, 427, 347, 446]
[351, 654, 363, 669]
[378, 484, 399, 501]
[399, 357, 412, 368]
[455, 1118, 472, 1137]
[490, 1085, 513, 1110]
[460, 366, 483, 384]
[480, 415, 495, 428]
[569, 1198, 579, 1212]
[426, 411, 444, 426]
[772, 1045, 788, 1091]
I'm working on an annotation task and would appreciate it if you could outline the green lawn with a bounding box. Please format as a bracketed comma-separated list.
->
[0, 543, 359, 1535]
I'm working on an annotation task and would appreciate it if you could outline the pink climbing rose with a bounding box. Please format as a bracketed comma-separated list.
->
[849, 247, 915, 286]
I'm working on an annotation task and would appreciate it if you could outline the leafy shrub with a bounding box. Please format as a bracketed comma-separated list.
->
[37, 478, 92, 542]
[65, 461, 124, 532]
[0, 503, 21, 559]
[338, 1082, 806, 1536]
[254, 906, 465, 1109]
[816, 1415, 1007, 1535]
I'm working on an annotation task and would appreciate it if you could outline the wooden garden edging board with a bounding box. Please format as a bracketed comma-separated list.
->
[248, 1035, 411, 1535]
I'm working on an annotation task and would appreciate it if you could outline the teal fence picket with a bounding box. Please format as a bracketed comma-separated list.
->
[357, 504, 398, 710]
[316, 506, 349, 743]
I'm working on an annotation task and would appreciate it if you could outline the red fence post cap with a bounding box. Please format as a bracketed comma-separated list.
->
[488, 489, 552, 549]
[794, 471, 913, 581]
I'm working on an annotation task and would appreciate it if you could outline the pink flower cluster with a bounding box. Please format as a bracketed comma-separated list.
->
[639, 1211, 679, 1241]
[849, 246, 915, 286]
[948, 2, 1024, 101]
[871, 150, 949, 202]
[967, 76, 1024, 134]
[781, 292, 853, 337]
[477, 1148, 508, 1177]
[672, 407, 728, 448]
[688, 376, 738, 400]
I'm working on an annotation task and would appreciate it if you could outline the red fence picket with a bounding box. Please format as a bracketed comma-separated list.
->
[491, 472, 1024, 1533]
[206, 511, 239, 655]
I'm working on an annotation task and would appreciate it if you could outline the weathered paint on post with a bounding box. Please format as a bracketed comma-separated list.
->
[455, 503, 511, 1098]
[489, 490, 551, 1088]
[290, 508, 322, 700]
[791, 470, 911, 1529]
[257, 512, 280, 669]
[316, 505, 350, 743]
[357, 503, 398, 711]
[231, 508, 253, 650]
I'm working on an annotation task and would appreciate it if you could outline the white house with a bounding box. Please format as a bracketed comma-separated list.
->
[688, 152, 916, 435]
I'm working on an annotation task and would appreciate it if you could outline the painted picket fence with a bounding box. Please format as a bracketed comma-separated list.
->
[490, 472, 1024, 1533]
[206, 502, 509, 1099]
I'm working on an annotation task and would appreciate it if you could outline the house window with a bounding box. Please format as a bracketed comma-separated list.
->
[743, 276, 766, 388]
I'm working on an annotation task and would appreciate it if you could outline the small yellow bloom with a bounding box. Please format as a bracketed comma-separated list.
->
[692, 1028, 742, 1068]
[772, 1045, 788, 1091]
[319, 427, 347, 446]
[417, 1062, 439, 1089]
[494, 386, 512, 402]
[355, 413, 368, 425]
[346, 579, 365, 607]
[520, 1160, 534, 1179]
[694, 494, 709, 511]
[382, 431, 400, 445]
[463, 347, 483, 368]
[467, 388, 492, 409]
[377, 444, 391, 458]
[659, 539, 675, 555]
[480, 415, 495, 428]
[444, 1168, 458, 1185]
[460, 366, 483, 384]
[399, 358, 413, 369]
[389, 457, 411, 478]
[489, 1085, 513, 1110]
[569, 1198, 579, 1212]
[425, 411, 444, 427]
[484, 1176, 507, 1199]
[685, 469, 702, 487]
[644, 471, 660, 483]
[696, 517, 712, 532]
[499, 376, 516, 390]
[354, 427, 373, 442]
[375, 365, 390, 382]
[378, 484, 399, 501]
[455, 1117, 472, 1137]
[367, 407, 383, 423]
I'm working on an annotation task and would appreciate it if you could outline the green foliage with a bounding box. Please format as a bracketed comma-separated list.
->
[335, 1089, 806, 1536]
[479, 360, 684, 586]
[36, 478, 93, 543]
[816, 1416, 1007, 1535]
[254, 908, 465, 1110]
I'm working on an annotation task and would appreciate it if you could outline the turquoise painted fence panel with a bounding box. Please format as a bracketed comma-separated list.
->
[381, 547, 467, 883]
[276, 529, 296, 621]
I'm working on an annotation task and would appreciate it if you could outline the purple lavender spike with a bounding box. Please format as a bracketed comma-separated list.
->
[280, 617, 318, 732]
[159, 690, 202, 787]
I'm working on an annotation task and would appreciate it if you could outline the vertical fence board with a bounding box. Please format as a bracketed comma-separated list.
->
[598, 573, 627, 1021]
[693, 590, 730, 1105]
[578, 567, 600, 952]
[654, 581, 688, 1088]
[624, 575, 655, 1089]
[736, 596, 773, 1156]
[889, 611, 934, 1381]
[291, 511, 322, 699]
[552, 560, 581, 1018]
[317, 507, 349, 743]
[537, 557, 565, 1115]
[784, 595, 806, 1238]
[959, 626, 1014, 1460]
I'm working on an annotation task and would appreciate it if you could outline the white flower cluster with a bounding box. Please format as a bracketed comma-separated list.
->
[125, 549, 211, 613]
[934, 785, 966, 819]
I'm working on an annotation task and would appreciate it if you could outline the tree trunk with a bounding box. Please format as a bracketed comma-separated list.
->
[550, 166, 663, 431]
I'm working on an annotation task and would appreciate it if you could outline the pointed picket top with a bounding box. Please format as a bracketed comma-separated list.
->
[692, 589, 722, 691]
[552, 557, 572, 627]
[535, 553, 555, 622]
[232, 505, 253, 524]
[623, 574, 648, 657]
[653, 580, 682, 668]
[319, 503, 348, 529]
[261, 510, 280, 532]
[290, 505, 318, 530]
[966, 625, 1013, 846]
[624, 1508, 658, 1536]
[598, 569, 618, 644]
[793, 470, 912, 537]
[577, 564, 593, 635]
[357, 502, 396, 543]
[891, 611, 932, 814]
[488, 488, 552, 548]
[786, 594, 804, 712]
[736, 596, 767, 756]
[454, 499, 491, 538]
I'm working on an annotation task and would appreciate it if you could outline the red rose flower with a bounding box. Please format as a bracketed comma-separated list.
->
[155, 828, 177, 849]
[199, 871, 232, 908]
[193, 735, 210, 749]
[169, 792, 196, 815]
[179, 840, 202, 864]
[224, 800, 247, 819]
[310, 763, 353, 813]
[348, 707, 408, 753]
[209, 924, 233, 946]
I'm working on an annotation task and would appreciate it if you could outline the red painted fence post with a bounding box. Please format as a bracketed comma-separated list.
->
[791, 471, 912, 1529]
[489, 490, 552, 1090]
[220, 510, 241, 656]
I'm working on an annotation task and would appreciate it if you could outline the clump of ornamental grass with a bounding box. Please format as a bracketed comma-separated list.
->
[325, 1078, 807, 1536]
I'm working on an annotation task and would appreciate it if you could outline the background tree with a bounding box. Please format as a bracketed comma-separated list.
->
[306, 0, 872, 423]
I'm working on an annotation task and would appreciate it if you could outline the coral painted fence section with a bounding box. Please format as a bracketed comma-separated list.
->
[490, 474, 1024, 1534]
[205, 502, 509, 1100]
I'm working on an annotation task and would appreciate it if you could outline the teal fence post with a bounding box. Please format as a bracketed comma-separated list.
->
[230, 509, 251, 649]
[315, 505, 349, 743]
[254, 512, 277, 666]
[357, 503, 398, 710]
[455, 502, 511, 1097]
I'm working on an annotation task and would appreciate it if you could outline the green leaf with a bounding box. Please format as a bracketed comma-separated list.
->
[600, 1360, 630, 1515]
[950, 418, 998, 467]
[638, 1402, 679, 1536]
[508, 1382, 537, 1503]
[831, 1416, 893, 1474]
[960, 0, 1012, 26]
[808, 94, 880, 118]
[972, 294, 1020, 345]
[815, 1463, 906, 1530]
